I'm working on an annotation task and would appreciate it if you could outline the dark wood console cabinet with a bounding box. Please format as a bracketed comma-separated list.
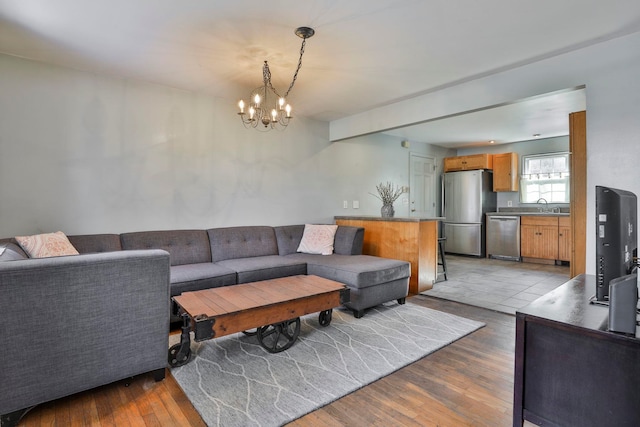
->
[513, 274, 640, 427]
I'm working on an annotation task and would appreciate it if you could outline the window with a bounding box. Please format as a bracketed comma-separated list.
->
[520, 152, 570, 203]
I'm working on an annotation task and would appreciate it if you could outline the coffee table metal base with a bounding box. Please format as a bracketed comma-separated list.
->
[168, 275, 349, 367]
[169, 309, 335, 366]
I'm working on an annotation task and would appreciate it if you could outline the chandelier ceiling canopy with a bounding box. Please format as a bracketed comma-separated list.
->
[237, 26, 315, 131]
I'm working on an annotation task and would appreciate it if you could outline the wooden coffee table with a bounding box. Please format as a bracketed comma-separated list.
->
[168, 275, 350, 366]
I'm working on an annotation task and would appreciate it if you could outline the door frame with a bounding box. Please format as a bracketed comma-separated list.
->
[569, 110, 586, 277]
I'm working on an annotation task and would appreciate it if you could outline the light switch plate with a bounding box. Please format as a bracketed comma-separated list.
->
[353, 200, 359, 209]
[343, 200, 348, 209]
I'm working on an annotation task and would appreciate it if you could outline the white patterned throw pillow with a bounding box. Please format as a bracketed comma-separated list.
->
[15, 231, 80, 258]
[297, 224, 339, 255]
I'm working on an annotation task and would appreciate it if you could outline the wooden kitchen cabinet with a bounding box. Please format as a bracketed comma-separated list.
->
[443, 153, 493, 172]
[521, 216, 559, 260]
[492, 152, 518, 192]
[521, 215, 572, 263]
[558, 216, 571, 262]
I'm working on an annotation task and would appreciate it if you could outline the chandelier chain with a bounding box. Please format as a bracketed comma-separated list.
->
[266, 37, 307, 99]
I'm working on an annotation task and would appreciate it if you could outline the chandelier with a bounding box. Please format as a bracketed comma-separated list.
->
[237, 26, 315, 131]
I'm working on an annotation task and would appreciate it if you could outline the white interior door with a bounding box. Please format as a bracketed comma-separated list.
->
[409, 154, 436, 217]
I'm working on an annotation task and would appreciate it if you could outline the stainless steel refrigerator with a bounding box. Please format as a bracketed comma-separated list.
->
[442, 170, 496, 257]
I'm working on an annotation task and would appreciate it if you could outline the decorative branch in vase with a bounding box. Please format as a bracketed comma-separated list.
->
[370, 182, 403, 218]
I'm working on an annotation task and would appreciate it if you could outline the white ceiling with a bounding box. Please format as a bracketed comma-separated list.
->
[1, 1, 639, 147]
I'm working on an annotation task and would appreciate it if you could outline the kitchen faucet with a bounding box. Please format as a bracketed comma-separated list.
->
[536, 198, 548, 212]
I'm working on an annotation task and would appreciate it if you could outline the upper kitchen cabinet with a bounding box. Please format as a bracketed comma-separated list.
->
[443, 154, 493, 172]
[493, 152, 519, 192]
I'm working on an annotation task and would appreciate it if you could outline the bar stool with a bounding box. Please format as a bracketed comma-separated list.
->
[437, 237, 448, 281]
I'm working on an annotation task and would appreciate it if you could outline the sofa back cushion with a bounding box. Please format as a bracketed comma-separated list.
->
[274, 225, 305, 255]
[274, 225, 364, 256]
[120, 230, 211, 266]
[68, 234, 123, 254]
[334, 226, 365, 255]
[208, 226, 278, 262]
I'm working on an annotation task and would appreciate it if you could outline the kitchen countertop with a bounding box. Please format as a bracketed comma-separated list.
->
[486, 211, 570, 217]
[334, 215, 444, 222]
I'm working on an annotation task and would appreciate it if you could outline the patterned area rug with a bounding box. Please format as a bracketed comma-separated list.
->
[170, 302, 484, 427]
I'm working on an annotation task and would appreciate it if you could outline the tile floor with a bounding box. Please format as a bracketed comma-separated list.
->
[422, 254, 571, 315]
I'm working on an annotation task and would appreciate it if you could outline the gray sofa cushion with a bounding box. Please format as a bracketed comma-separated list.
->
[343, 277, 409, 312]
[120, 230, 211, 266]
[0, 242, 28, 261]
[170, 263, 237, 296]
[68, 234, 122, 253]
[208, 226, 278, 262]
[217, 255, 307, 284]
[287, 253, 410, 289]
[334, 226, 364, 255]
[274, 225, 305, 255]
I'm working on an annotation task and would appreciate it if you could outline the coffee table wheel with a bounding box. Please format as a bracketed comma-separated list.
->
[168, 343, 191, 367]
[242, 328, 258, 336]
[319, 309, 333, 327]
[257, 318, 301, 353]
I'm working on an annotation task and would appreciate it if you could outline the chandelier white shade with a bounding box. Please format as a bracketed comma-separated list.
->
[237, 27, 314, 131]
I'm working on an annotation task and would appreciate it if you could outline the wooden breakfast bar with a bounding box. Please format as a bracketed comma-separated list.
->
[335, 216, 443, 295]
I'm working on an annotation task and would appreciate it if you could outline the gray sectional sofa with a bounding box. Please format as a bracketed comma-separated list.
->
[1, 224, 411, 318]
[0, 224, 410, 425]
[80, 224, 410, 317]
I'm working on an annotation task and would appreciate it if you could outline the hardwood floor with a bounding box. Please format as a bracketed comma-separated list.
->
[17, 296, 517, 426]
[18, 370, 206, 427]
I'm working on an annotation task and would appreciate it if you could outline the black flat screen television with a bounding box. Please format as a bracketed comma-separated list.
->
[595, 185, 638, 302]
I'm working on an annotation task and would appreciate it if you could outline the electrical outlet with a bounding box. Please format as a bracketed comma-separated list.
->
[353, 200, 359, 209]
[507, 201, 513, 207]
[343, 200, 348, 209]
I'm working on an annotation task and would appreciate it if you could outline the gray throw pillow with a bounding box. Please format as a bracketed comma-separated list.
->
[0, 242, 29, 261]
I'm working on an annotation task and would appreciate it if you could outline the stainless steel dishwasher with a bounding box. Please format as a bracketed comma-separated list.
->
[486, 215, 521, 261]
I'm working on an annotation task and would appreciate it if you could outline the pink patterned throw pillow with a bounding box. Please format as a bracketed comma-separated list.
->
[297, 224, 338, 255]
[15, 231, 79, 258]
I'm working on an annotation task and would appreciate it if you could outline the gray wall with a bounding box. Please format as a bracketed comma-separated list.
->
[332, 134, 454, 217]
[0, 54, 444, 237]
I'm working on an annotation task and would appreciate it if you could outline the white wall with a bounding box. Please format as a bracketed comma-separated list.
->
[0, 54, 451, 237]
[332, 31, 640, 275]
[330, 134, 454, 217]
